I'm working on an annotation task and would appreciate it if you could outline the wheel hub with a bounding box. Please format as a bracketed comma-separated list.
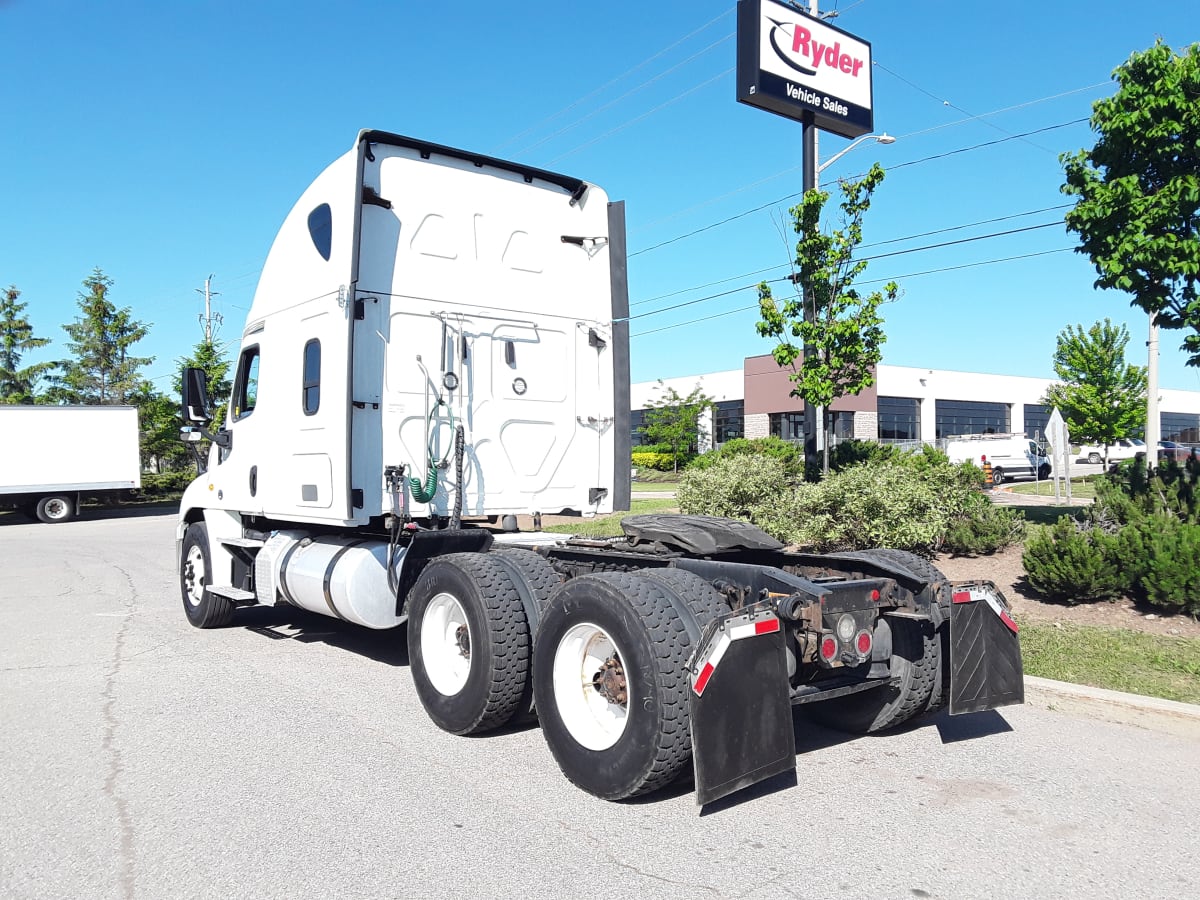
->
[455, 624, 471, 658]
[591, 655, 627, 706]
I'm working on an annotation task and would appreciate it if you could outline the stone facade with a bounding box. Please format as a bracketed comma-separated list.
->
[853, 411, 878, 441]
[745, 412, 769, 439]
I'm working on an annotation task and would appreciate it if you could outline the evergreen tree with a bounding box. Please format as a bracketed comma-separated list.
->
[0, 285, 54, 403]
[55, 269, 153, 404]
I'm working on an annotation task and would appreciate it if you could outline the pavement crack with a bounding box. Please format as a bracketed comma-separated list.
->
[100, 563, 139, 899]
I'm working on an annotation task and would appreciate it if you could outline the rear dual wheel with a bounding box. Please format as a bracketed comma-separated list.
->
[533, 570, 726, 800]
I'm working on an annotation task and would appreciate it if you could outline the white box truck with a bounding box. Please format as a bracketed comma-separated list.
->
[176, 130, 1023, 806]
[0, 405, 141, 522]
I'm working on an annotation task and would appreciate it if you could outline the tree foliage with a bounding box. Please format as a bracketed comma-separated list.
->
[1061, 40, 1200, 365]
[0, 285, 54, 403]
[1041, 319, 1147, 461]
[756, 162, 896, 472]
[641, 382, 715, 473]
[54, 268, 153, 404]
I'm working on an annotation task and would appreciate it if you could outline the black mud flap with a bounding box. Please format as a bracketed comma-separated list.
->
[689, 603, 796, 806]
[949, 580, 1024, 715]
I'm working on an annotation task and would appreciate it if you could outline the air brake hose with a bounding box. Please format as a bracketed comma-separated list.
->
[409, 400, 455, 504]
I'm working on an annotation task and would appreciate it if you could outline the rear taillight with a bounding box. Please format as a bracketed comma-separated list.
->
[855, 630, 872, 657]
[819, 635, 839, 662]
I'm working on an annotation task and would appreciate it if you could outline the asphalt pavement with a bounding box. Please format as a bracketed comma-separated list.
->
[1, 509, 1197, 900]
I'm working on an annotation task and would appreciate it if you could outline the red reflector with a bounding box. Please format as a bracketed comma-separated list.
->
[856, 631, 872, 654]
[1000, 610, 1019, 634]
[952, 591, 972, 604]
[693, 661, 715, 696]
[755, 618, 780, 635]
[870, 589, 880, 601]
[820, 637, 838, 660]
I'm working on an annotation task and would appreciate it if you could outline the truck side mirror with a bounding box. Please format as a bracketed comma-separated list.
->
[182, 367, 212, 423]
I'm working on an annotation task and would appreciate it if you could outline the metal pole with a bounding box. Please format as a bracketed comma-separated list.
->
[1147, 312, 1160, 465]
[801, 116, 818, 475]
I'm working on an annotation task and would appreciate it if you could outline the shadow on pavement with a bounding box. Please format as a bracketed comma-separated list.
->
[234, 604, 409, 668]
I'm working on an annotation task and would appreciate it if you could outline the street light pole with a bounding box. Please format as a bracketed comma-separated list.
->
[799, 121, 895, 474]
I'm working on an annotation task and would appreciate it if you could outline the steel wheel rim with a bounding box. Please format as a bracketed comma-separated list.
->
[183, 544, 206, 607]
[421, 592, 472, 696]
[553, 622, 629, 751]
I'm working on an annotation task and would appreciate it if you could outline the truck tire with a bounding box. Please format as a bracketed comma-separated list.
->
[855, 548, 953, 715]
[489, 547, 561, 636]
[641, 567, 729, 634]
[532, 572, 696, 800]
[180, 522, 235, 628]
[35, 494, 74, 523]
[407, 553, 531, 736]
[991, 466, 1005, 485]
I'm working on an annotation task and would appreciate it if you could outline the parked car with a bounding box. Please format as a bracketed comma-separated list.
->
[1076, 439, 1145, 464]
[1158, 441, 1197, 463]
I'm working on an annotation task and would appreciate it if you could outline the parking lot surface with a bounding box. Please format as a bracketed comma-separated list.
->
[2, 509, 1197, 899]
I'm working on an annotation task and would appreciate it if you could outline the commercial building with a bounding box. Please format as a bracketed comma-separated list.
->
[631, 355, 1200, 451]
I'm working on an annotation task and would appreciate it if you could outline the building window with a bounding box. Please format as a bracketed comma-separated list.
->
[713, 399, 744, 446]
[1161, 412, 1200, 443]
[769, 411, 806, 442]
[302, 339, 321, 415]
[878, 396, 919, 442]
[630, 408, 648, 447]
[935, 399, 1009, 438]
[1024, 403, 1050, 442]
[232, 346, 260, 421]
[831, 411, 855, 442]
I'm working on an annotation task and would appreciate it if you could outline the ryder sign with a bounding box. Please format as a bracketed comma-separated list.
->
[736, 0, 873, 138]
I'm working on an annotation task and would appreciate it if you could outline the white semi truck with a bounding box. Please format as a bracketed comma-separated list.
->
[1, 405, 141, 522]
[177, 130, 1023, 805]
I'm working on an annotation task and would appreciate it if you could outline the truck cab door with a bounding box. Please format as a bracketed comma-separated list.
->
[213, 343, 265, 515]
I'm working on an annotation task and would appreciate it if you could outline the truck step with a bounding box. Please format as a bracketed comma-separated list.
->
[221, 537, 265, 549]
[208, 585, 257, 602]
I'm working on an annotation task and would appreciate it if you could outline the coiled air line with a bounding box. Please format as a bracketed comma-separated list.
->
[409, 399, 455, 503]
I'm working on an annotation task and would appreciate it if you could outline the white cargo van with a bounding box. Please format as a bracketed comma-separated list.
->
[942, 433, 1050, 484]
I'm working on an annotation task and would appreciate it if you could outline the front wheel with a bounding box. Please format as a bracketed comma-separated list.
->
[407, 553, 531, 735]
[180, 522, 235, 628]
[533, 572, 697, 801]
[35, 494, 74, 523]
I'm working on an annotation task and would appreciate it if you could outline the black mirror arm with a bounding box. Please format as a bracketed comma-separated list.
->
[195, 425, 232, 448]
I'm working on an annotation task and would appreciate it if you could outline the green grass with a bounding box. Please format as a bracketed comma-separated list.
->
[632, 481, 679, 492]
[1009, 479, 1097, 500]
[543, 498, 679, 537]
[630, 469, 683, 484]
[1020, 621, 1200, 704]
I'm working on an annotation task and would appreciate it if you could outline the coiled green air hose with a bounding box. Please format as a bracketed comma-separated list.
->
[409, 400, 453, 503]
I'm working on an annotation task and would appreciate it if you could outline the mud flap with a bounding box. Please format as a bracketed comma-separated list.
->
[689, 603, 796, 806]
[949, 580, 1024, 715]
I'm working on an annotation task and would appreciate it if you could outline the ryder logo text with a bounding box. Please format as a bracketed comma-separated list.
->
[768, 18, 865, 78]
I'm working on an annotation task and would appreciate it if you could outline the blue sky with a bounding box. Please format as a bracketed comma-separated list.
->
[3, 0, 1198, 393]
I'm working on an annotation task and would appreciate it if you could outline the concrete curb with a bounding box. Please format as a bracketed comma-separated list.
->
[1023, 675, 1200, 739]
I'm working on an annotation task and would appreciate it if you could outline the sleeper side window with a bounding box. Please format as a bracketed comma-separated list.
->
[302, 339, 320, 415]
[232, 346, 260, 421]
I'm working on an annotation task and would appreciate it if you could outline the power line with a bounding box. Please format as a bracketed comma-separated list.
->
[492, 9, 734, 154]
[629, 222, 1066, 322]
[629, 202, 1074, 308]
[628, 119, 1086, 259]
[630, 247, 1074, 337]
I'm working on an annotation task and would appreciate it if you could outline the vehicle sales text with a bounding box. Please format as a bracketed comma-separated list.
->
[786, 83, 848, 115]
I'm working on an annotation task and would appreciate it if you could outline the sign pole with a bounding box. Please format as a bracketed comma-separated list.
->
[802, 113, 818, 475]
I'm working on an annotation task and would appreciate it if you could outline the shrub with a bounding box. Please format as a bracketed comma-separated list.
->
[140, 469, 197, 497]
[1022, 518, 1127, 603]
[942, 492, 1027, 555]
[828, 439, 901, 471]
[631, 450, 676, 472]
[1135, 520, 1200, 615]
[676, 454, 792, 523]
[690, 436, 804, 476]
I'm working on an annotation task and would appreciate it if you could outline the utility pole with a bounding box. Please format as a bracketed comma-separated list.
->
[196, 275, 222, 344]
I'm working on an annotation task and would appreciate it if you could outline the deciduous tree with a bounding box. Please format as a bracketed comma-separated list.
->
[1042, 319, 1147, 466]
[756, 163, 896, 475]
[1061, 40, 1200, 365]
[642, 382, 715, 474]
